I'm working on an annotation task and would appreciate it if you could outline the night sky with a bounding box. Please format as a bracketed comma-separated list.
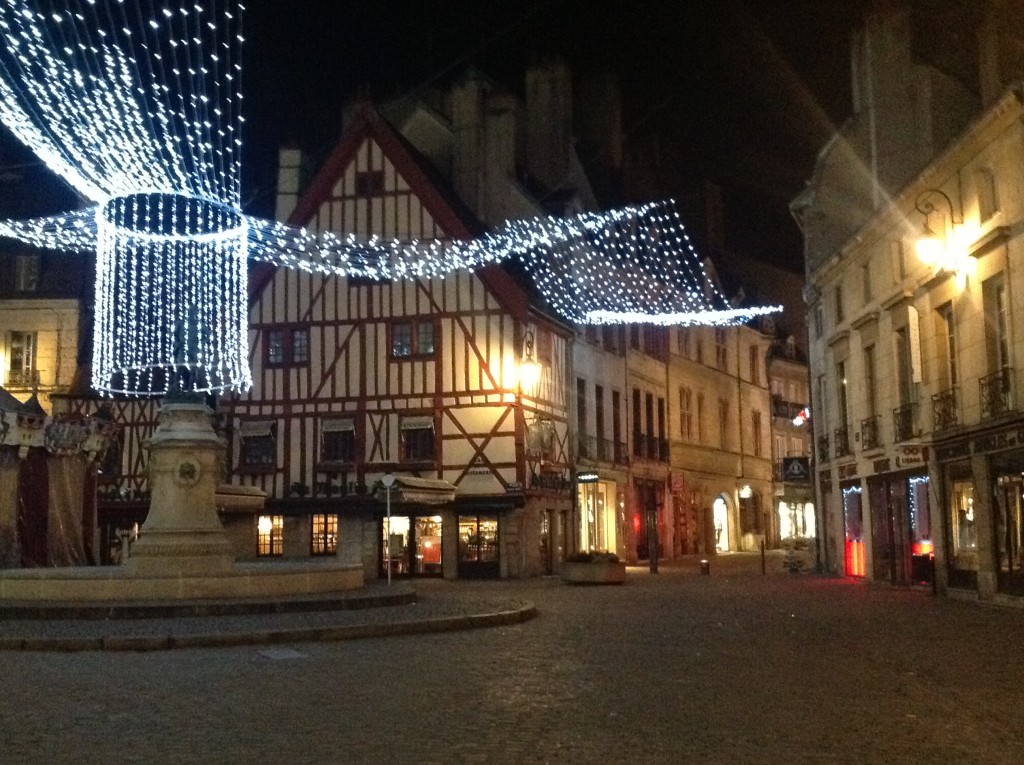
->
[0, 0, 867, 270]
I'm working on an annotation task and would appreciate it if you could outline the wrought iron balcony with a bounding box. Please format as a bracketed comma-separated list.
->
[892, 402, 917, 442]
[4, 368, 40, 388]
[833, 426, 851, 459]
[771, 395, 806, 420]
[578, 434, 596, 460]
[632, 433, 669, 462]
[860, 415, 882, 451]
[931, 388, 958, 432]
[614, 441, 629, 465]
[816, 434, 830, 463]
[980, 368, 1013, 420]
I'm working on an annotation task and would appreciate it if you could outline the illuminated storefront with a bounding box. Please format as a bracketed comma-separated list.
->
[578, 477, 619, 554]
[712, 496, 730, 552]
[778, 500, 815, 540]
[867, 471, 932, 585]
[842, 485, 865, 577]
[382, 514, 443, 577]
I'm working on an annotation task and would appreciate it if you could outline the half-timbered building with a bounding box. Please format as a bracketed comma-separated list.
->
[232, 102, 573, 579]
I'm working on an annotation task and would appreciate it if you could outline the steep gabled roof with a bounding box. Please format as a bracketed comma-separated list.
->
[248, 103, 535, 322]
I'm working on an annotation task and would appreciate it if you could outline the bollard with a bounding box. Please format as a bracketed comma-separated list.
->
[700, 558, 710, 576]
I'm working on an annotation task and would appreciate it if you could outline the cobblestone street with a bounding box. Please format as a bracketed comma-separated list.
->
[4, 554, 1024, 764]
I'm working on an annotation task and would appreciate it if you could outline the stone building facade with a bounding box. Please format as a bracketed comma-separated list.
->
[793, 0, 1024, 599]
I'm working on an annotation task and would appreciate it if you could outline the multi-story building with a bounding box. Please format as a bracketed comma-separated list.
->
[792, 1, 1024, 599]
[0, 245, 86, 412]
[3, 60, 810, 578]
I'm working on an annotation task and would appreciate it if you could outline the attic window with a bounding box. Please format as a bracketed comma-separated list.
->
[355, 170, 385, 197]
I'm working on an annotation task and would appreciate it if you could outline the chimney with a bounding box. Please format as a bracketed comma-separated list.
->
[450, 69, 488, 217]
[525, 56, 573, 193]
[275, 147, 304, 223]
[482, 92, 521, 225]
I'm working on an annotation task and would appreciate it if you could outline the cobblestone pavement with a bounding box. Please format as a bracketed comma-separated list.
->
[4, 553, 1024, 764]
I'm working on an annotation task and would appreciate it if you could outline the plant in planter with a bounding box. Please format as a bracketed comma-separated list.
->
[560, 550, 627, 584]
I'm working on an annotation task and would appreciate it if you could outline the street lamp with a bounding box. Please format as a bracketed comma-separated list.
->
[914, 189, 971, 282]
[518, 329, 542, 394]
[381, 474, 395, 585]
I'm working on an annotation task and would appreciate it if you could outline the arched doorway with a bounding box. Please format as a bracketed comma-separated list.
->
[713, 495, 730, 552]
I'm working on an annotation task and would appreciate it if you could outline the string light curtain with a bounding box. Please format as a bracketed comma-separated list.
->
[0, 0, 779, 398]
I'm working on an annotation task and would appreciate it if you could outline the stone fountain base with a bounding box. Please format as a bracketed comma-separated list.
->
[0, 397, 364, 605]
[0, 559, 363, 602]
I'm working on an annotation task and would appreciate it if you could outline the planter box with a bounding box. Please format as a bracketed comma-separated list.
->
[560, 560, 627, 585]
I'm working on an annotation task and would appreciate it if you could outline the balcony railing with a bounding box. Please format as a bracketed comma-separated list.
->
[632, 433, 669, 462]
[860, 415, 881, 451]
[931, 388, 958, 432]
[771, 395, 806, 421]
[833, 426, 851, 459]
[816, 434, 830, 463]
[579, 435, 619, 463]
[892, 402, 917, 442]
[980, 368, 1013, 420]
[578, 434, 596, 460]
[5, 368, 40, 388]
[614, 440, 628, 465]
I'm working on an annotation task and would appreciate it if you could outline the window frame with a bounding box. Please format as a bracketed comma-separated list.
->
[238, 421, 277, 474]
[311, 513, 339, 556]
[264, 324, 310, 369]
[390, 318, 437, 360]
[257, 514, 284, 557]
[400, 416, 436, 463]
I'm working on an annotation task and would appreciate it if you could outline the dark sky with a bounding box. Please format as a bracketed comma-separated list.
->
[0, 0, 865, 270]
[241, 0, 865, 270]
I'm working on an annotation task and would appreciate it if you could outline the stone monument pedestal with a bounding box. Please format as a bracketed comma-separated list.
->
[126, 397, 235, 576]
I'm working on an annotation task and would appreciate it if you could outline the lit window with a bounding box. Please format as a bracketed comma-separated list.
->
[311, 513, 338, 556]
[391, 320, 435, 358]
[257, 515, 283, 556]
[6, 330, 38, 388]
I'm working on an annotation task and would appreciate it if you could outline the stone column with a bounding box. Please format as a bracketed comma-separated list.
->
[127, 397, 235, 576]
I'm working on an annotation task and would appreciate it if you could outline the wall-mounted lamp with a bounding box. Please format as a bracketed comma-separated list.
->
[914, 189, 972, 284]
[518, 328, 542, 393]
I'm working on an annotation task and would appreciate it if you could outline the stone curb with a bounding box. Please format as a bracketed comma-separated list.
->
[0, 602, 538, 652]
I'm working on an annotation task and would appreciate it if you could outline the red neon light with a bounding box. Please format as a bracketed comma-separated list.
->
[845, 539, 866, 577]
[632, 513, 641, 534]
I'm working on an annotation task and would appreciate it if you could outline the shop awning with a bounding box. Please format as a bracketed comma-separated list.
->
[375, 475, 457, 505]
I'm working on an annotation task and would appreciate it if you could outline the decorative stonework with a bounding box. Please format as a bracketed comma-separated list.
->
[126, 399, 235, 577]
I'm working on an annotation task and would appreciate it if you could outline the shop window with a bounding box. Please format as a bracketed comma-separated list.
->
[391, 319, 435, 358]
[400, 418, 435, 462]
[459, 515, 498, 563]
[994, 471, 1024, 594]
[843, 485, 865, 576]
[265, 326, 309, 367]
[311, 513, 338, 556]
[257, 514, 283, 556]
[239, 421, 276, 472]
[320, 418, 356, 464]
[950, 479, 977, 565]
